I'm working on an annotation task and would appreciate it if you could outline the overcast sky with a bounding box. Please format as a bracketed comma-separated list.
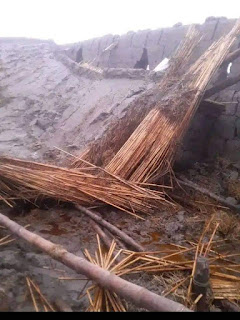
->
[0, 0, 239, 44]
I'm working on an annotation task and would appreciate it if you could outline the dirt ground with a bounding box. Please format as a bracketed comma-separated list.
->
[1, 159, 240, 312]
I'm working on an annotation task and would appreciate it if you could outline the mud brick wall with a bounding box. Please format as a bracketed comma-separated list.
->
[69, 17, 240, 163]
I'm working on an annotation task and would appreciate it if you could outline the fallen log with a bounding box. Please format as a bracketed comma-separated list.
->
[76, 204, 144, 252]
[204, 73, 240, 98]
[177, 177, 240, 213]
[0, 212, 190, 312]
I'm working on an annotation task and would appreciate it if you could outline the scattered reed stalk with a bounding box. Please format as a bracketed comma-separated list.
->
[26, 277, 55, 312]
[83, 235, 127, 312]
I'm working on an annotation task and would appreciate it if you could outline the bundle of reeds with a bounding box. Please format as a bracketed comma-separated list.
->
[71, 22, 240, 189]
[104, 21, 240, 183]
[0, 157, 172, 218]
[1, 23, 240, 219]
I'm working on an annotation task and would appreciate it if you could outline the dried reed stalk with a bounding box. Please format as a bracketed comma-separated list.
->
[26, 277, 55, 312]
[83, 235, 127, 312]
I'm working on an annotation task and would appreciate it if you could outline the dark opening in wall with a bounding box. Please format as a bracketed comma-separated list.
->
[76, 48, 83, 63]
[174, 100, 225, 170]
[134, 48, 149, 70]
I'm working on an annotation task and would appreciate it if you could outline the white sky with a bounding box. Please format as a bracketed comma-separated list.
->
[0, 0, 239, 44]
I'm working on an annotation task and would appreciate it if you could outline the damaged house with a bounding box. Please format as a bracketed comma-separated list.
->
[1, 16, 240, 312]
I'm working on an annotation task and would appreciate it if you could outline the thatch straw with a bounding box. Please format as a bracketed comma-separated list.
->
[0, 157, 172, 218]
[26, 277, 55, 312]
[83, 235, 127, 312]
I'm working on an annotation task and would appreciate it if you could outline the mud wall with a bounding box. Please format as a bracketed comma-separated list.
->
[68, 17, 240, 163]
[68, 17, 236, 69]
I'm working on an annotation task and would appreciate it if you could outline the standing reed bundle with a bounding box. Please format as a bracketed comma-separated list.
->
[103, 21, 240, 183]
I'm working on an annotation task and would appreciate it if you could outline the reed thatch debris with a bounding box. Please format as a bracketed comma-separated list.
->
[102, 216, 240, 310]
[2, 207, 239, 311]
[1, 22, 240, 217]
[83, 235, 127, 311]
[177, 176, 240, 213]
[0, 157, 172, 218]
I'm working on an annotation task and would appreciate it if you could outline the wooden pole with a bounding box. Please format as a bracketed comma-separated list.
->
[76, 205, 145, 252]
[0, 212, 190, 312]
[89, 219, 122, 264]
[90, 219, 113, 249]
